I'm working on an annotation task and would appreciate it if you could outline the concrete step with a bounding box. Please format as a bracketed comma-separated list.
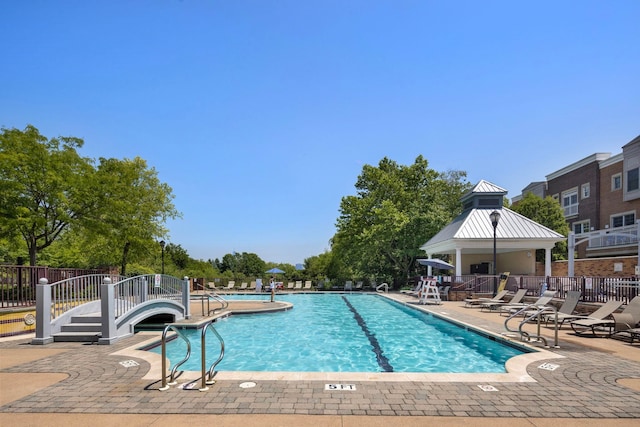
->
[52, 331, 100, 343]
[61, 323, 102, 333]
[70, 315, 102, 323]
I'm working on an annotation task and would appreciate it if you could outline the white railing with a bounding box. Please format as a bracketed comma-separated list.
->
[49, 274, 124, 321]
[581, 223, 639, 249]
[112, 274, 183, 319]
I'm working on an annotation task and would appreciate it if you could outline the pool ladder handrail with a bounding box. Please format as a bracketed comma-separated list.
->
[194, 291, 228, 316]
[503, 303, 560, 348]
[159, 325, 192, 391]
[376, 282, 389, 293]
[199, 320, 225, 391]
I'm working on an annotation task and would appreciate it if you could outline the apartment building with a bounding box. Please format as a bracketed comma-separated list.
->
[513, 134, 640, 260]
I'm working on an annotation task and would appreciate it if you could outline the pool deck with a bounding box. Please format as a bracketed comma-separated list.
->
[1, 293, 639, 426]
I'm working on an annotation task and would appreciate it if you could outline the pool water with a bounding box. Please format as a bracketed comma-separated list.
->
[151, 293, 527, 373]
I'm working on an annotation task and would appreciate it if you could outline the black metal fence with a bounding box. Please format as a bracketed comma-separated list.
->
[449, 274, 639, 304]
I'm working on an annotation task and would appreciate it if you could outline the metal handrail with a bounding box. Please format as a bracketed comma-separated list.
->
[199, 320, 225, 391]
[159, 325, 192, 391]
[376, 283, 389, 293]
[207, 292, 229, 316]
[503, 304, 559, 348]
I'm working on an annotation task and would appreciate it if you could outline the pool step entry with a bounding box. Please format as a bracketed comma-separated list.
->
[159, 319, 225, 392]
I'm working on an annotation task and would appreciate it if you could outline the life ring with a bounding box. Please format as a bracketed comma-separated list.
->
[24, 313, 35, 326]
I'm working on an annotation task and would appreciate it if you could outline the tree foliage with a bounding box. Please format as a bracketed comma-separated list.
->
[511, 192, 569, 260]
[332, 156, 470, 287]
[0, 125, 180, 272]
[0, 125, 99, 265]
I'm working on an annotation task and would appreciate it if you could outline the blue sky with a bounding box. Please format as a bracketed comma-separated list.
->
[2, 1, 639, 265]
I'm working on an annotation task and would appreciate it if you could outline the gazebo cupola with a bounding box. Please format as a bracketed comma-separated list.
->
[460, 180, 507, 212]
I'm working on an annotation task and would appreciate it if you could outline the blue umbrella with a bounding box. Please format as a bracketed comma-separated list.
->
[266, 267, 285, 274]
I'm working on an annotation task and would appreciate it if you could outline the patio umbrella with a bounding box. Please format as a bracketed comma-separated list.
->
[266, 267, 285, 274]
[417, 258, 454, 270]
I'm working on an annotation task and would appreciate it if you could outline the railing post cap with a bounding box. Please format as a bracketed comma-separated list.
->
[104, 277, 112, 284]
[39, 278, 48, 285]
[184, 276, 189, 280]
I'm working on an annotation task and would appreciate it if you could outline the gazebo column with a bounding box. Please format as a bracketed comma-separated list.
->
[545, 247, 552, 277]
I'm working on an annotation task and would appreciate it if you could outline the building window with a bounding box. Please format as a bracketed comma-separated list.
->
[581, 183, 590, 199]
[627, 167, 639, 192]
[612, 173, 622, 191]
[573, 220, 590, 234]
[611, 212, 636, 228]
[562, 189, 578, 217]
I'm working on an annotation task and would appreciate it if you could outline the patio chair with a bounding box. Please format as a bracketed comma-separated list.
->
[294, 281, 303, 290]
[464, 290, 509, 308]
[304, 280, 312, 290]
[440, 285, 451, 301]
[500, 290, 556, 316]
[612, 327, 640, 345]
[345, 280, 353, 291]
[569, 298, 632, 336]
[540, 290, 582, 327]
[611, 296, 640, 331]
[354, 281, 363, 291]
[481, 289, 527, 312]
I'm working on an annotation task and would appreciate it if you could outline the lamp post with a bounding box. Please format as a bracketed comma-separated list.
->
[489, 210, 500, 296]
[159, 240, 166, 274]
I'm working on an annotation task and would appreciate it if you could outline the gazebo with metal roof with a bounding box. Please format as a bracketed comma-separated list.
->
[419, 180, 565, 278]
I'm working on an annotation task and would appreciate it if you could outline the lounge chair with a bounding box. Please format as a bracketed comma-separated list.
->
[354, 281, 363, 291]
[569, 298, 632, 336]
[401, 282, 422, 297]
[294, 281, 303, 290]
[287, 282, 295, 290]
[500, 290, 556, 316]
[344, 280, 353, 291]
[481, 289, 527, 312]
[304, 280, 312, 290]
[239, 282, 248, 291]
[612, 327, 640, 345]
[611, 296, 640, 331]
[223, 281, 235, 291]
[540, 290, 582, 327]
[464, 290, 509, 308]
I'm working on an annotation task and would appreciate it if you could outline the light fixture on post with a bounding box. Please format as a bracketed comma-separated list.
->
[159, 240, 166, 274]
[489, 210, 501, 296]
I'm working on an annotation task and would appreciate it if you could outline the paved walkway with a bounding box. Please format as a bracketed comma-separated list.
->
[1, 294, 639, 426]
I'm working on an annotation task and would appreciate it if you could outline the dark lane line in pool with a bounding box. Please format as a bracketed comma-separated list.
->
[341, 296, 393, 372]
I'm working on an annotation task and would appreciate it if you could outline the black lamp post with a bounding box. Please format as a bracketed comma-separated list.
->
[159, 240, 166, 274]
[489, 210, 500, 296]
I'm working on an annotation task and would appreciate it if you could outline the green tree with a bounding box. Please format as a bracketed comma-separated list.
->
[89, 157, 181, 275]
[0, 125, 99, 265]
[332, 156, 470, 288]
[511, 192, 569, 260]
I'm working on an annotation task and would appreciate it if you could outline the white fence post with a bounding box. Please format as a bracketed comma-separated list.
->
[31, 278, 53, 345]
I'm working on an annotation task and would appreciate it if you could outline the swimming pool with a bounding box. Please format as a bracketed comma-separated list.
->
[150, 293, 528, 373]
